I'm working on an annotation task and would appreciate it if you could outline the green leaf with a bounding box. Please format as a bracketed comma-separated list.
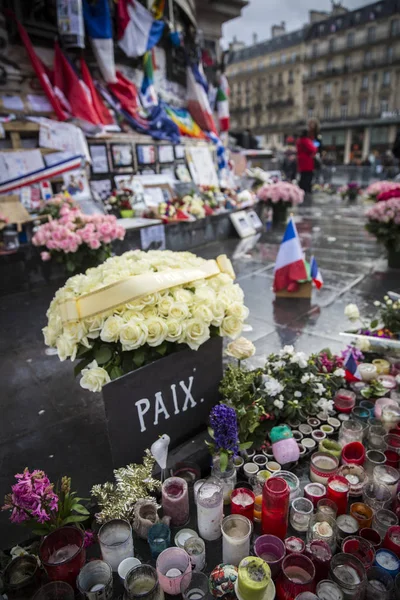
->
[95, 346, 113, 365]
[66, 260, 76, 273]
[219, 451, 228, 473]
[77, 344, 92, 358]
[207, 427, 215, 440]
[239, 441, 253, 451]
[133, 349, 146, 368]
[156, 342, 168, 356]
[71, 504, 90, 515]
[110, 366, 123, 380]
[370, 319, 378, 329]
[62, 514, 89, 525]
[32, 526, 51, 536]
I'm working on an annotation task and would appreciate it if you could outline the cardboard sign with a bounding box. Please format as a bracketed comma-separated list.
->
[0, 195, 31, 230]
[103, 337, 223, 467]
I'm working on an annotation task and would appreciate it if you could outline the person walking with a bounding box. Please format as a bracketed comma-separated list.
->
[296, 129, 317, 193]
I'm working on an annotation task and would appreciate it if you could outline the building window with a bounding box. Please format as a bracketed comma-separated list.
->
[327, 60, 333, 72]
[312, 44, 318, 58]
[340, 104, 348, 118]
[319, 24, 325, 35]
[372, 72, 379, 84]
[308, 108, 314, 118]
[364, 51, 372, 66]
[329, 38, 335, 53]
[344, 55, 351, 69]
[360, 99, 368, 115]
[361, 75, 369, 89]
[342, 79, 349, 92]
[271, 56, 277, 66]
[281, 54, 286, 64]
[383, 71, 391, 85]
[291, 52, 297, 63]
[323, 105, 331, 119]
[309, 86, 315, 97]
[269, 75, 273, 85]
[278, 73, 283, 85]
[386, 47, 394, 63]
[391, 19, 400, 36]
[324, 82, 332, 95]
[367, 26, 376, 42]
[310, 64, 316, 77]
[288, 70, 294, 84]
[380, 99, 389, 113]
[355, 12, 361, 23]
[347, 32, 354, 47]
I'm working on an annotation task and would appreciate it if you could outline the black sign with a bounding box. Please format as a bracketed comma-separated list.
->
[166, 46, 186, 87]
[103, 337, 223, 467]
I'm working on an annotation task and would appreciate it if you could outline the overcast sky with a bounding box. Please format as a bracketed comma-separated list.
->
[222, 0, 373, 47]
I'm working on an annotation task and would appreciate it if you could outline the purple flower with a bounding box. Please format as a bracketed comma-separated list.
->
[2, 468, 58, 526]
[210, 404, 239, 455]
[84, 530, 96, 548]
[340, 345, 364, 362]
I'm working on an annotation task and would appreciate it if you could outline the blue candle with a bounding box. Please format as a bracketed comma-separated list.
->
[374, 549, 400, 577]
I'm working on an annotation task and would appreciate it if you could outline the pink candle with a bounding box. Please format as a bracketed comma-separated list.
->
[162, 477, 189, 527]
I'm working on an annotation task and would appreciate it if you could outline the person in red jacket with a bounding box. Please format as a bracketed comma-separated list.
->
[296, 129, 317, 193]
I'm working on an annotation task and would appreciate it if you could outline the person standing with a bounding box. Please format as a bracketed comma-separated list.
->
[296, 129, 317, 193]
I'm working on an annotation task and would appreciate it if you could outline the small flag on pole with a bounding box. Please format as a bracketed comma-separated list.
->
[273, 217, 308, 292]
[117, 0, 165, 58]
[216, 74, 230, 132]
[343, 350, 362, 382]
[310, 255, 324, 289]
[187, 62, 218, 135]
[82, 0, 117, 83]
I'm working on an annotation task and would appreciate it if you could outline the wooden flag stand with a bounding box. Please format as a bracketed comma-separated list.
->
[275, 281, 312, 299]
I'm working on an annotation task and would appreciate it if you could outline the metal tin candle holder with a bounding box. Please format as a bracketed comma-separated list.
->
[337, 464, 367, 497]
[372, 509, 398, 539]
[341, 536, 375, 571]
[341, 442, 366, 466]
[254, 534, 286, 579]
[309, 453, 339, 486]
[349, 503, 374, 529]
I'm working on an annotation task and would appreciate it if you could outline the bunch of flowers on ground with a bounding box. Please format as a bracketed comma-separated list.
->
[365, 197, 400, 253]
[313, 183, 336, 195]
[32, 205, 125, 273]
[338, 182, 361, 201]
[38, 193, 77, 219]
[206, 404, 246, 472]
[344, 296, 400, 343]
[2, 469, 89, 535]
[44, 250, 248, 391]
[364, 181, 400, 202]
[179, 194, 206, 219]
[257, 181, 304, 205]
[105, 189, 135, 216]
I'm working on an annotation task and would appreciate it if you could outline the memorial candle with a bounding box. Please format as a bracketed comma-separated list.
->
[261, 477, 290, 540]
[374, 548, 400, 578]
[221, 515, 252, 567]
[372, 359, 391, 375]
[334, 389, 356, 413]
[162, 477, 189, 527]
[304, 540, 332, 583]
[326, 475, 349, 516]
[196, 479, 223, 541]
[231, 488, 255, 522]
[237, 557, 271, 600]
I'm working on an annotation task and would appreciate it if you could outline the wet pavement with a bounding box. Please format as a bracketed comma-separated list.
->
[1, 193, 399, 549]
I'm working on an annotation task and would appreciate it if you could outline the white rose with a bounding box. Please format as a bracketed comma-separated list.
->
[220, 315, 244, 339]
[344, 303, 360, 321]
[212, 301, 227, 327]
[100, 316, 124, 343]
[63, 321, 87, 345]
[43, 324, 58, 347]
[169, 302, 190, 321]
[142, 306, 158, 319]
[192, 304, 214, 323]
[146, 317, 168, 347]
[173, 289, 194, 305]
[166, 319, 185, 343]
[56, 335, 77, 362]
[158, 295, 174, 317]
[355, 337, 371, 352]
[226, 302, 249, 321]
[184, 318, 210, 350]
[120, 320, 148, 351]
[194, 287, 217, 306]
[216, 290, 234, 309]
[85, 315, 105, 339]
[80, 360, 110, 392]
[226, 337, 256, 360]
[122, 310, 145, 322]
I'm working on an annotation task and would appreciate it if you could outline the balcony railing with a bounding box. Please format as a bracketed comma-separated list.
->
[304, 29, 399, 61]
[303, 53, 400, 82]
[266, 98, 294, 109]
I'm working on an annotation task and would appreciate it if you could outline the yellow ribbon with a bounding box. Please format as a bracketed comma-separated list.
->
[59, 254, 235, 324]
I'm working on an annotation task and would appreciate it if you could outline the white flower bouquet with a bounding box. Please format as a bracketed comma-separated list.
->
[44, 250, 248, 392]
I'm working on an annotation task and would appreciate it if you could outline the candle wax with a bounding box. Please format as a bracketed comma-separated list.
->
[313, 522, 333, 537]
[186, 589, 205, 600]
[90, 584, 105, 592]
[345, 474, 360, 485]
[377, 552, 399, 570]
[47, 544, 80, 564]
[333, 565, 361, 585]
[284, 566, 311, 583]
[166, 568, 182, 577]
[369, 580, 386, 592]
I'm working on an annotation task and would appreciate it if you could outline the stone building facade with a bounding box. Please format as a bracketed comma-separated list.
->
[227, 0, 400, 163]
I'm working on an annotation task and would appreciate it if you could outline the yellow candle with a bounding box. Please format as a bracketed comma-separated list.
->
[372, 359, 391, 375]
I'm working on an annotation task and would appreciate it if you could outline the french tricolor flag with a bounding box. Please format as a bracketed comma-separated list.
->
[117, 0, 165, 58]
[310, 255, 324, 289]
[343, 350, 362, 382]
[273, 217, 308, 292]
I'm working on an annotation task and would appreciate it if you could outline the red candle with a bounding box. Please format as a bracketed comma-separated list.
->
[262, 477, 290, 540]
[334, 389, 356, 413]
[341, 442, 366, 466]
[304, 483, 326, 508]
[326, 475, 349, 516]
[304, 540, 332, 582]
[231, 488, 255, 522]
[385, 450, 400, 469]
[383, 526, 400, 558]
[285, 537, 305, 555]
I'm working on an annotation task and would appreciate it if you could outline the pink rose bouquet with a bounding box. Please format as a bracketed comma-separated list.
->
[39, 193, 78, 219]
[338, 182, 361, 201]
[364, 181, 400, 202]
[365, 197, 400, 254]
[33, 205, 125, 274]
[257, 182, 304, 205]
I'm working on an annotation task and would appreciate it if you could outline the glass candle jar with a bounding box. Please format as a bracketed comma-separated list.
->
[374, 548, 400, 577]
[367, 425, 387, 451]
[180, 572, 210, 600]
[276, 554, 316, 600]
[349, 503, 374, 529]
[329, 553, 366, 600]
[381, 405, 400, 432]
[77, 560, 113, 600]
[304, 483, 326, 508]
[261, 477, 290, 540]
[342, 537, 375, 571]
[341, 442, 365, 466]
[271, 470, 300, 503]
[362, 482, 392, 511]
[231, 488, 255, 522]
[304, 540, 332, 583]
[339, 420, 364, 445]
[184, 537, 206, 572]
[377, 374, 398, 393]
[364, 450, 386, 476]
[307, 514, 337, 552]
[156, 548, 191, 596]
[359, 528, 381, 548]
[196, 478, 223, 541]
[39, 526, 86, 588]
[118, 558, 141, 583]
[253, 485, 263, 523]
[148, 523, 170, 559]
[372, 509, 398, 539]
[351, 407, 370, 422]
[317, 498, 337, 519]
[221, 515, 252, 567]
[32, 582, 74, 600]
[285, 537, 305, 555]
[383, 525, 400, 557]
[316, 580, 344, 600]
[359, 401, 375, 416]
[326, 475, 349, 516]
[212, 458, 237, 505]
[290, 498, 314, 533]
[373, 464, 400, 499]
[237, 557, 271, 600]
[385, 450, 400, 469]
[253, 534, 286, 579]
[334, 389, 356, 413]
[124, 564, 164, 600]
[162, 477, 189, 527]
[365, 566, 394, 600]
[310, 453, 339, 486]
[3, 555, 41, 600]
[372, 359, 391, 375]
[337, 464, 367, 497]
[98, 519, 133, 572]
[319, 439, 342, 460]
[336, 515, 359, 542]
[358, 363, 378, 382]
[295, 593, 318, 600]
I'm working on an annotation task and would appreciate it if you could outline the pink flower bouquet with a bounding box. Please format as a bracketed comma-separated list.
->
[364, 181, 400, 202]
[257, 182, 304, 205]
[39, 193, 78, 219]
[365, 197, 400, 255]
[33, 205, 125, 274]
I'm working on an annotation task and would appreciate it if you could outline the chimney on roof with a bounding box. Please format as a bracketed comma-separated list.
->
[271, 21, 286, 38]
[252, 32, 258, 45]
